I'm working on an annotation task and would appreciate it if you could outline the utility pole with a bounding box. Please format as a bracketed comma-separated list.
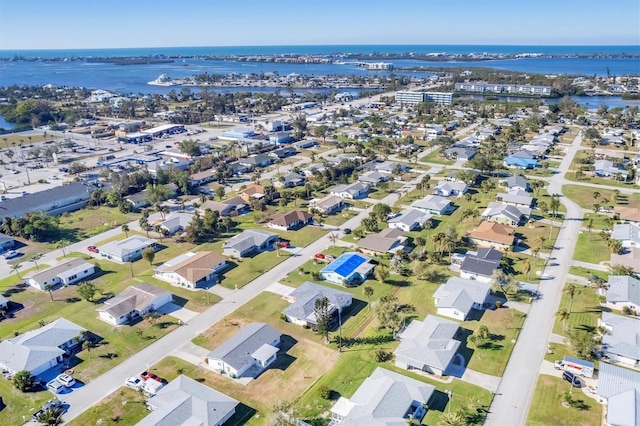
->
[337, 307, 343, 353]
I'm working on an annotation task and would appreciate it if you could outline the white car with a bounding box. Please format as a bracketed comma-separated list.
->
[46, 380, 64, 394]
[56, 373, 75, 388]
[124, 376, 143, 390]
[3, 250, 20, 259]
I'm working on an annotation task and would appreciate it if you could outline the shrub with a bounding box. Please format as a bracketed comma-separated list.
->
[375, 348, 392, 362]
[319, 385, 331, 400]
[495, 301, 503, 309]
[280, 313, 288, 321]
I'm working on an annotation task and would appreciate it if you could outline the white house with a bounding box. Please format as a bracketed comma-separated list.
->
[330, 182, 369, 200]
[97, 283, 173, 326]
[596, 363, 640, 426]
[604, 276, 640, 313]
[388, 208, 431, 232]
[433, 181, 468, 198]
[598, 312, 640, 367]
[24, 258, 96, 291]
[282, 282, 352, 328]
[205, 323, 282, 379]
[411, 195, 453, 216]
[154, 251, 227, 289]
[100, 236, 157, 262]
[433, 277, 491, 320]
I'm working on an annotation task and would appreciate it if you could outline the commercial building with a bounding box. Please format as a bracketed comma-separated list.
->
[395, 90, 453, 105]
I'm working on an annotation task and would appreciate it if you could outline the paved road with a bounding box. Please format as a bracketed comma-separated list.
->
[486, 131, 586, 425]
[61, 174, 424, 422]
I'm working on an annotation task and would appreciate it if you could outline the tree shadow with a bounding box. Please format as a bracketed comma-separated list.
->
[335, 299, 367, 329]
[226, 403, 257, 426]
[154, 321, 174, 330]
[65, 297, 81, 303]
[3, 283, 29, 296]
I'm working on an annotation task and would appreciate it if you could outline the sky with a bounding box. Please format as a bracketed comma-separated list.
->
[0, 0, 639, 49]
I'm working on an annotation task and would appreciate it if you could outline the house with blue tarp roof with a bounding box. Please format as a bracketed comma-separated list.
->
[320, 252, 374, 286]
[503, 156, 537, 170]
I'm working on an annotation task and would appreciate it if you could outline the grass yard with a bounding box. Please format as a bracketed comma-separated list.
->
[569, 266, 606, 282]
[563, 184, 640, 210]
[552, 285, 603, 337]
[367, 182, 404, 200]
[420, 148, 455, 165]
[572, 232, 611, 264]
[0, 379, 51, 426]
[67, 387, 149, 426]
[463, 308, 527, 377]
[54, 206, 138, 244]
[527, 375, 602, 426]
[321, 210, 359, 227]
[516, 221, 560, 254]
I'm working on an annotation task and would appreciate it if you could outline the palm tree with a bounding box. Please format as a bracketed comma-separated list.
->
[557, 308, 571, 331]
[522, 259, 532, 280]
[121, 224, 130, 237]
[586, 218, 594, 241]
[44, 284, 54, 301]
[363, 286, 374, 309]
[56, 239, 70, 258]
[564, 283, 580, 313]
[29, 253, 43, 270]
[328, 232, 340, 247]
[11, 262, 22, 278]
[438, 409, 467, 426]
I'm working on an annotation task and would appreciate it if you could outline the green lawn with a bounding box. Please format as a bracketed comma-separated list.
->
[565, 172, 639, 189]
[563, 184, 640, 210]
[527, 375, 602, 426]
[367, 182, 404, 200]
[322, 210, 359, 227]
[572, 232, 611, 264]
[0, 379, 51, 426]
[552, 286, 603, 337]
[420, 148, 455, 165]
[67, 387, 149, 426]
[55, 206, 139, 244]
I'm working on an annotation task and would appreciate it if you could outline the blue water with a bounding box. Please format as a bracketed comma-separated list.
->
[0, 115, 16, 130]
[1, 45, 639, 58]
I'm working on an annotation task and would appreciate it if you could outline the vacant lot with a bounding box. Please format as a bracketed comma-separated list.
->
[68, 387, 149, 426]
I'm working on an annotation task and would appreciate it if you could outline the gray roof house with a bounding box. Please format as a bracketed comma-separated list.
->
[394, 315, 461, 377]
[239, 154, 274, 168]
[433, 181, 468, 198]
[357, 228, 407, 256]
[411, 195, 453, 216]
[330, 367, 435, 426]
[139, 375, 238, 426]
[222, 229, 278, 258]
[0, 181, 94, 219]
[444, 147, 476, 161]
[388, 208, 431, 232]
[100, 235, 157, 263]
[596, 363, 640, 426]
[605, 276, 640, 313]
[205, 322, 282, 378]
[158, 212, 193, 235]
[612, 223, 640, 248]
[310, 195, 345, 215]
[0, 318, 86, 376]
[433, 277, 491, 320]
[330, 182, 369, 200]
[0, 232, 15, 251]
[25, 258, 96, 291]
[594, 159, 628, 179]
[282, 282, 352, 328]
[273, 172, 306, 188]
[97, 283, 173, 326]
[481, 202, 530, 226]
[501, 174, 530, 192]
[459, 248, 503, 284]
[357, 170, 389, 186]
[496, 189, 534, 208]
[598, 312, 640, 367]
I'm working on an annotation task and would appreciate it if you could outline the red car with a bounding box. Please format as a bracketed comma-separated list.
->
[87, 246, 99, 253]
[314, 253, 325, 259]
[140, 371, 161, 382]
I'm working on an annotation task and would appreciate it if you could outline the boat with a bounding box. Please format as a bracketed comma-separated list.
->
[148, 74, 180, 86]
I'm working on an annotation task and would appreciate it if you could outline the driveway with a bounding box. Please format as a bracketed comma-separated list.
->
[264, 282, 296, 297]
[156, 302, 198, 323]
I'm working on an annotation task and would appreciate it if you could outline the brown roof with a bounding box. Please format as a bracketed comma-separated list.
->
[467, 221, 515, 245]
[269, 211, 313, 227]
[189, 169, 216, 180]
[165, 251, 227, 284]
[610, 247, 640, 273]
[614, 206, 640, 223]
[239, 184, 265, 197]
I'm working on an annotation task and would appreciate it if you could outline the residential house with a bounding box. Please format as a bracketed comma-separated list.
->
[357, 228, 407, 257]
[357, 170, 389, 187]
[100, 236, 157, 263]
[188, 169, 217, 187]
[604, 276, 640, 313]
[282, 282, 352, 328]
[25, 258, 96, 291]
[481, 202, 530, 226]
[433, 277, 491, 320]
[0, 181, 94, 219]
[612, 223, 640, 248]
[501, 174, 530, 192]
[0, 294, 7, 311]
[157, 212, 192, 235]
[198, 200, 239, 217]
[411, 195, 453, 216]
[320, 252, 375, 286]
[330, 367, 434, 425]
[503, 156, 537, 170]
[388, 208, 431, 232]
[155, 251, 227, 289]
[229, 162, 252, 175]
[300, 163, 326, 177]
[0, 233, 15, 251]
[239, 154, 273, 169]
[0, 318, 86, 376]
[274, 172, 305, 189]
[466, 222, 515, 251]
[614, 206, 640, 223]
[309, 195, 345, 215]
[97, 283, 173, 326]
[459, 248, 503, 284]
[594, 160, 628, 180]
[374, 161, 409, 174]
[610, 247, 640, 274]
[497, 189, 535, 208]
[139, 375, 238, 426]
[598, 312, 640, 367]
[205, 322, 282, 378]
[222, 229, 278, 258]
[433, 181, 468, 198]
[596, 363, 640, 426]
[238, 184, 268, 203]
[394, 315, 461, 377]
[330, 182, 369, 200]
[292, 139, 317, 149]
[267, 211, 313, 231]
[445, 170, 481, 185]
[125, 191, 151, 210]
[444, 147, 476, 161]
[268, 146, 296, 158]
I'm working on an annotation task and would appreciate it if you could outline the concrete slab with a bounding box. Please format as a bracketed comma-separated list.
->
[171, 341, 209, 366]
[209, 285, 235, 298]
[264, 282, 296, 297]
[157, 302, 198, 322]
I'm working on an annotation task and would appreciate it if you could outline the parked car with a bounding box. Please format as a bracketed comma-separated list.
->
[87, 246, 99, 253]
[141, 371, 161, 382]
[554, 360, 564, 370]
[124, 376, 143, 390]
[562, 371, 581, 387]
[343, 228, 352, 234]
[59, 167, 69, 173]
[314, 253, 326, 259]
[56, 373, 75, 388]
[32, 399, 63, 421]
[46, 380, 65, 394]
[3, 250, 20, 259]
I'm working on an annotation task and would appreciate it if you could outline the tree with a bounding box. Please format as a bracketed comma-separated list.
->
[373, 294, 407, 338]
[522, 259, 532, 280]
[11, 262, 22, 279]
[215, 186, 226, 200]
[77, 282, 98, 302]
[372, 203, 392, 222]
[438, 409, 468, 426]
[586, 218, 594, 241]
[564, 283, 581, 313]
[363, 286, 374, 309]
[557, 308, 571, 331]
[29, 252, 43, 270]
[178, 139, 201, 157]
[44, 284, 54, 301]
[37, 407, 63, 425]
[56, 239, 70, 258]
[142, 247, 155, 265]
[468, 325, 490, 348]
[314, 297, 331, 343]
[566, 329, 595, 359]
[328, 232, 340, 247]
[374, 265, 390, 283]
[121, 223, 129, 237]
[13, 370, 34, 392]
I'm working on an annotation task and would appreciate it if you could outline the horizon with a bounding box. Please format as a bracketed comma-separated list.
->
[1, 0, 639, 49]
